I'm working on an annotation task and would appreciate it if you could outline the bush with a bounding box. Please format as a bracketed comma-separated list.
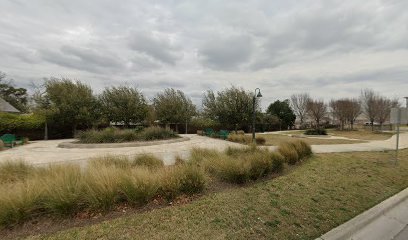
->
[119, 168, 159, 206]
[270, 152, 285, 173]
[132, 155, 164, 169]
[277, 142, 299, 165]
[40, 165, 84, 216]
[227, 133, 265, 145]
[305, 128, 327, 135]
[77, 127, 178, 143]
[159, 164, 206, 199]
[290, 140, 313, 159]
[0, 140, 4, 150]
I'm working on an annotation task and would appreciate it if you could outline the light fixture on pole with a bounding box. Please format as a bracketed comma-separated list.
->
[404, 97, 408, 108]
[252, 88, 262, 143]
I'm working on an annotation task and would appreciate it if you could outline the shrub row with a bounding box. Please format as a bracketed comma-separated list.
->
[76, 126, 178, 143]
[227, 133, 266, 145]
[304, 128, 327, 135]
[0, 156, 205, 226]
[0, 140, 312, 227]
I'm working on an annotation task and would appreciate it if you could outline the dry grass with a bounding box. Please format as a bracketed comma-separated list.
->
[262, 134, 365, 146]
[29, 149, 408, 240]
[327, 129, 394, 140]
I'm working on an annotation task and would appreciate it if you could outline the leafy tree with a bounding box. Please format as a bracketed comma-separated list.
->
[153, 88, 196, 132]
[267, 100, 296, 130]
[43, 78, 99, 135]
[0, 71, 28, 112]
[99, 86, 148, 127]
[202, 86, 260, 131]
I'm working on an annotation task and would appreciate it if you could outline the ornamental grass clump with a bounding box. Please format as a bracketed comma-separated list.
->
[0, 160, 35, 183]
[119, 168, 159, 206]
[277, 142, 299, 165]
[77, 126, 178, 143]
[132, 154, 164, 169]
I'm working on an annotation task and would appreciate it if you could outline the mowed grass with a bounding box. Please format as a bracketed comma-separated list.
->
[327, 129, 394, 141]
[261, 134, 365, 146]
[27, 150, 408, 240]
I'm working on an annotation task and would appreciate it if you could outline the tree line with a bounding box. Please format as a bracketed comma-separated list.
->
[0, 71, 401, 139]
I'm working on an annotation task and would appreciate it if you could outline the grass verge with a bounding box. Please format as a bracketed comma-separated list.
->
[23, 149, 408, 240]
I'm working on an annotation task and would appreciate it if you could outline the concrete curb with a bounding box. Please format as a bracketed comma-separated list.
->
[57, 137, 190, 149]
[316, 187, 408, 240]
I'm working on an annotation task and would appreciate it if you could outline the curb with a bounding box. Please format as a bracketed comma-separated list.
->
[57, 137, 190, 149]
[316, 187, 408, 240]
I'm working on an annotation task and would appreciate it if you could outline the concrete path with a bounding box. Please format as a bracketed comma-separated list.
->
[0, 133, 407, 166]
[317, 187, 408, 240]
[0, 135, 242, 166]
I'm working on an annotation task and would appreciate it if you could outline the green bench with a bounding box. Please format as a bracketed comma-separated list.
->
[204, 128, 215, 137]
[0, 134, 23, 148]
[217, 130, 229, 140]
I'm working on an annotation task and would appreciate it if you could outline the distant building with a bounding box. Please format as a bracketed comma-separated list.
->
[0, 97, 20, 113]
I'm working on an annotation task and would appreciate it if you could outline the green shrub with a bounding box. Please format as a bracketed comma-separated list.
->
[77, 127, 178, 143]
[277, 142, 300, 165]
[137, 126, 177, 141]
[132, 155, 164, 169]
[305, 128, 327, 135]
[0, 160, 34, 183]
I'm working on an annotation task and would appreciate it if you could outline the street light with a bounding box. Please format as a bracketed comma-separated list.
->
[404, 97, 408, 108]
[252, 88, 262, 143]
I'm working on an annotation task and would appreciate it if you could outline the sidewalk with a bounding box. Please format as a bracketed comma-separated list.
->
[317, 187, 408, 240]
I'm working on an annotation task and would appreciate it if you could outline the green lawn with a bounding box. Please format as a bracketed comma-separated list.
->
[24, 149, 408, 240]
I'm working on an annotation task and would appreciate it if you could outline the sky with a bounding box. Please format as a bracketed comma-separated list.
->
[0, 0, 407, 109]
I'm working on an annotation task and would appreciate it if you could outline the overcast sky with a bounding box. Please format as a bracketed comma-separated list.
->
[0, 0, 407, 109]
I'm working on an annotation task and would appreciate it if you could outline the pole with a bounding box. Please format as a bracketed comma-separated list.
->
[252, 95, 256, 143]
[395, 108, 401, 164]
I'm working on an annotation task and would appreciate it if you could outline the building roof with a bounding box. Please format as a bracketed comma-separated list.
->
[0, 97, 20, 113]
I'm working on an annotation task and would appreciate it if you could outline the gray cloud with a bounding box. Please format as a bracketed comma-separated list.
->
[0, 0, 407, 110]
[199, 35, 253, 70]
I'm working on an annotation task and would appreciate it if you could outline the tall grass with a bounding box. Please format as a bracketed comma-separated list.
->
[0, 160, 34, 183]
[0, 140, 312, 227]
[77, 126, 178, 143]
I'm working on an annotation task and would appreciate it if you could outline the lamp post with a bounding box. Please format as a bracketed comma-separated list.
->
[404, 97, 408, 108]
[252, 88, 262, 143]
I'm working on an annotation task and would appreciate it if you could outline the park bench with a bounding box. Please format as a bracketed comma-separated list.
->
[0, 134, 22, 148]
[204, 128, 215, 137]
[217, 130, 229, 140]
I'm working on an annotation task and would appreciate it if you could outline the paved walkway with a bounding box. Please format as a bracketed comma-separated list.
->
[0, 135, 242, 166]
[0, 133, 407, 166]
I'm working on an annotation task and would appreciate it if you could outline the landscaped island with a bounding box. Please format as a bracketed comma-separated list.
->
[76, 126, 179, 143]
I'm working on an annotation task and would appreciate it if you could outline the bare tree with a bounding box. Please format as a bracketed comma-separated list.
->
[360, 89, 379, 131]
[290, 93, 310, 128]
[345, 99, 361, 130]
[330, 99, 348, 130]
[307, 99, 327, 128]
[375, 97, 399, 130]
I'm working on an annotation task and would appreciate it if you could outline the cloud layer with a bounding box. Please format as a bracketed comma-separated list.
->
[0, 0, 407, 108]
